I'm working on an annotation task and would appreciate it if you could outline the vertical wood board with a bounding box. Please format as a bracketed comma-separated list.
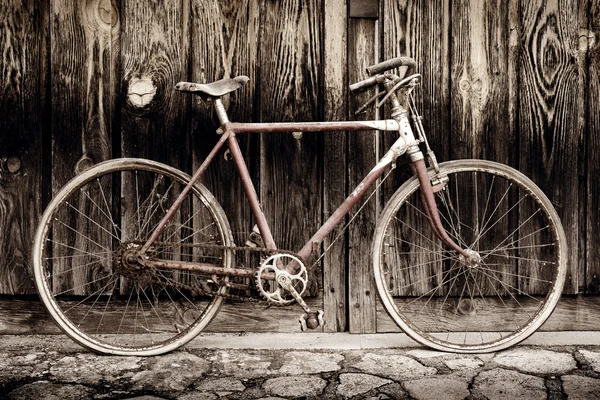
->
[585, 0, 600, 293]
[347, 18, 378, 333]
[258, 0, 323, 301]
[518, 0, 580, 294]
[323, 0, 349, 332]
[190, 0, 260, 265]
[0, 0, 47, 294]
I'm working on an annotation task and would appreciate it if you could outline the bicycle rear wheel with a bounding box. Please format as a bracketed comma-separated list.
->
[373, 159, 567, 352]
[33, 158, 234, 355]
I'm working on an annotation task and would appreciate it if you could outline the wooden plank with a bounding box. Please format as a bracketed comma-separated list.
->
[49, 0, 119, 295]
[50, 0, 117, 189]
[585, 0, 600, 293]
[518, 0, 580, 294]
[4, 294, 600, 335]
[379, 0, 451, 299]
[377, 295, 600, 332]
[322, 0, 348, 332]
[118, 0, 189, 294]
[450, 0, 512, 162]
[347, 18, 377, 333]
[448, 1, 516, 297]
[0, 0, 47, 295]
[189, 0, 260, 271]
[257, 0, 322, 293]
[0, 296, 323, 335]
[120, 0, 189, 165]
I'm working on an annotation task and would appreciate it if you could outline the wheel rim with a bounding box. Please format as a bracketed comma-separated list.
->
[374, 161, 566, 352]
[34, 160, 233, 355]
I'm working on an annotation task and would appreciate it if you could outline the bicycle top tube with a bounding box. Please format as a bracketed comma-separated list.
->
[228, 120, 400, 134]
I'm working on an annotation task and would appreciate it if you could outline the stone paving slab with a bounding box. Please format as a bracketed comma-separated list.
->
[1, 335, 600, 399]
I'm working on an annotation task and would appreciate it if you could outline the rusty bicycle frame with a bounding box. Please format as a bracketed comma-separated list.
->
[137, 92, 470, 289]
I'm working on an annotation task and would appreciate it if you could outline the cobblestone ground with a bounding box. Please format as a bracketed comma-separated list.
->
[1, 337, 600, 399]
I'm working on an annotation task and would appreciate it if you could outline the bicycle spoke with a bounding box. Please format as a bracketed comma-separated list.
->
[36, 161, 233, 354]
[375, 162, 564, 351]
[96, 177, 123, 239]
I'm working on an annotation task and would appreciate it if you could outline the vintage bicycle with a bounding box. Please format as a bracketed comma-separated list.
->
[33, 57, 567, 356]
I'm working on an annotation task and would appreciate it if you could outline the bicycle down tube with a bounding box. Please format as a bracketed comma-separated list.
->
[141, 116, 404, 274]
[141, 99, 469, 278]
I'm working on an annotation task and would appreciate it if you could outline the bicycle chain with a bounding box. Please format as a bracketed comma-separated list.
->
[144, 242, 307, 304]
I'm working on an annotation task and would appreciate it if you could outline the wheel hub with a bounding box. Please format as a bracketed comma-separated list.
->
[459, 249, 482, 269]
[114, 241, 152, 280]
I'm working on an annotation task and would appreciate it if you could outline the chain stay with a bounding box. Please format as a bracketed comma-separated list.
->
[145, 241, 305, 304]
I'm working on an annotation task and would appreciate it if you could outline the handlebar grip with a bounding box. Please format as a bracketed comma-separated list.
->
[366, 56, 416, 76]
[349, 76, 380, 92]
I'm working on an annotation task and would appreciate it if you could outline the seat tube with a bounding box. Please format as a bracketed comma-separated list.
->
[225, 127, 278, 251]
[214, 98, 277, 250]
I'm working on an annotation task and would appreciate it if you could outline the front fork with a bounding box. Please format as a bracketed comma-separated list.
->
[390, 96, 471, 259]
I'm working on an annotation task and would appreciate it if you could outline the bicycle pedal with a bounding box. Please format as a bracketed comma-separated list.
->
[299, 310, 325, 331]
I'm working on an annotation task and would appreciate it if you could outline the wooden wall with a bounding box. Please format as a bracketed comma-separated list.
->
[0, 0, 598, 333]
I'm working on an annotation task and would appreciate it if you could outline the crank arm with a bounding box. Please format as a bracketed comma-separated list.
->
[277, 274, 312, 314]
[277, 275, 325, 331]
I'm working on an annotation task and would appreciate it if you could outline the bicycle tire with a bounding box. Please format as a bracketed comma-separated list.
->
[33, 158, 234, 356]
[373, 159, 567, 353]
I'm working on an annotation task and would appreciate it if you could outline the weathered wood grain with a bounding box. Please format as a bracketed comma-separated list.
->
[258, 0, 322, 295]
[120, 0, 188, 165]
[3, 294, 599, 335]
[51, 0, 117, 188]
[377, 295, 600, 332]
[450, 0, 513, 162]
[0, 295, 323, 334]
[322, 0, 348, 332]
[518, 0, 580, 294]
[380, 0, 452, 299]
[347, 18, 378, 334]
[0, 0, 47, 295]
[448, 0, 516, 297]
[585, 0, 600, 293]
[50, 0, 119, 294]
[190, 0, 260, 271]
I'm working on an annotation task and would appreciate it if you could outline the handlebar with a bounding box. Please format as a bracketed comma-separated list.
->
[349, 57, 417, 93]
[349, 75, 383, 92]
[366, 56, 416, 76]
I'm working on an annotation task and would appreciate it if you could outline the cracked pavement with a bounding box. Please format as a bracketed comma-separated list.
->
[1, 334, 600, 399]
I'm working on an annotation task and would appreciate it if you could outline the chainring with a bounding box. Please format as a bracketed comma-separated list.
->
[256, 253, 308, 306]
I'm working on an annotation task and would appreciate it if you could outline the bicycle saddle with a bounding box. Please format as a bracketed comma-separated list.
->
[174, 76, 249, 98]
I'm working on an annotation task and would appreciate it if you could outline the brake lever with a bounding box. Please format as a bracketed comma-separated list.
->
[376, 74, 422, 108]
[354, 90, 387, 115]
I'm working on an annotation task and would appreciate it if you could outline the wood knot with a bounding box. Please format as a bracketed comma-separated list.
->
[75, 155, 94, 174]
[128, 77, 157, 108]
[456, 298, 476, 316]
[6, 156, 21, 173]
[580, 29, 596, 52]
[97, 0, 119, 28]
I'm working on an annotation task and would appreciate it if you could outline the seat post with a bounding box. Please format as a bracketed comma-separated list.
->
[213, 98, 230, 125]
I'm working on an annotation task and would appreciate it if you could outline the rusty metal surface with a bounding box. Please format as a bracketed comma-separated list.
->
[410, 159, 469, 258]
[229, 120, 397, 133]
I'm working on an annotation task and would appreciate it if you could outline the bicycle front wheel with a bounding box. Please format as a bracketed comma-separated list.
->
[33, 158, 234, 355]
[373, 159, 567, 353]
